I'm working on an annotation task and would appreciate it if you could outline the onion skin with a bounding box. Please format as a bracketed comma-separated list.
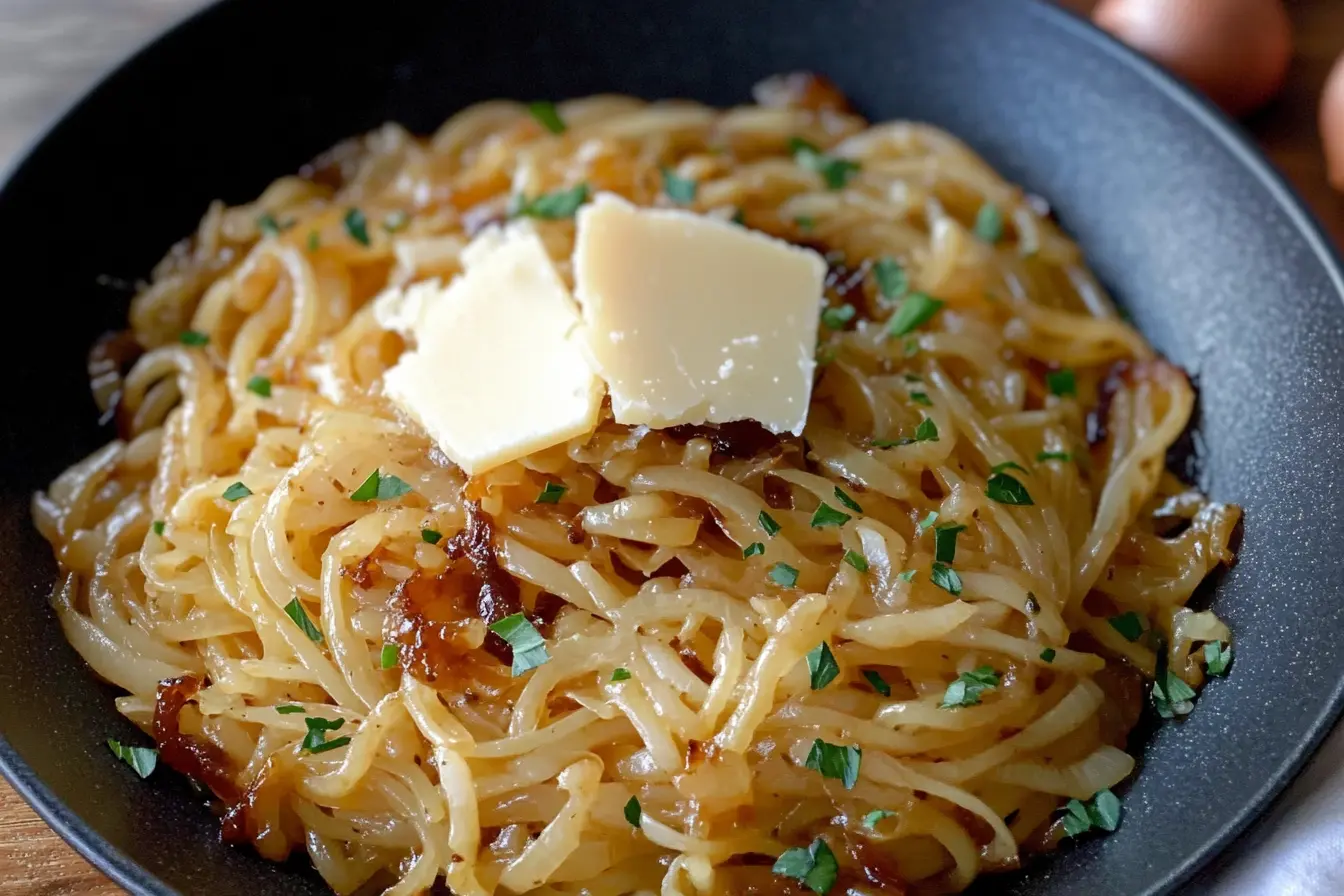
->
[1321, 52, 1344, 191]
[1094, 0, 1293, 118]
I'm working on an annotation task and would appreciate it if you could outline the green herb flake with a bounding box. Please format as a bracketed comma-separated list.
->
[1062, 789, 1123, 837]
[863, 809, 898, 828]
[1037, 451, 1073, 463]
[283, 597, 323, 643]
[343, 208, 370, 246]
[487, 613, 550, 676]
[257, 213, 289, 238]
[910, 391, 933, 406]
[221, 482, 252, 502]
[789, 137, 860, 190]
[611, 668, 632, 682]
[350, 469, 414, 502]
[246, 375, 272, 398]
[528, 100, 566, 134]
[809, 502, 851, 528]
[821, 303, 856, 329]
[1153, 668, 1197, 719]
[106, 739, 158, 778]
[930, 561, 962, 596]
[914, 416, 939, 442]
[768, 562, 800, 588]
[986, 472, 1033, 506]
[863, 669, 891, 697]
[832, 486, 863, 514]
[1040, 647, 1057, 663]
[1204, 641, 1232, 676]
[897, 569, 917, 582]
[842, 550, 869, 573]
[773, 836, 839, 895]
[624, 795, 642, 827]
[795, 215, 816, 231]
[1107, 611, 1144, 642]
[917, 511, 939, 533]
[276, 705, 306, 714]
[806, 642, 840, 691]
[939, 665, 1000, 709]
[179, 330, 209, 347]
[759, 510, 782, 537]
[536, 481, 568, 504]
[513, 183, 590, 220]
[661, 167, 698, 204]
[380, 643, 398, 670]
[307, 230, 321, 251]
[421, 528, 443, 545]
[301, 716, 349, 752]
[804, 739, 862, 789]
[307, 736, 352, 755]
[151, 520, 165, 537]
[973, 203, 1004, 243]
[873, 257, 908, 300]
[886, 292, 944, 337]
[933, 523, 966, 564]
[1045, 368, 1077, 397]
[991, 461, 1027, 474]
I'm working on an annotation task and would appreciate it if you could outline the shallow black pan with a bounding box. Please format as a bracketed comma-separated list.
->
[1, 0, 1342, 893]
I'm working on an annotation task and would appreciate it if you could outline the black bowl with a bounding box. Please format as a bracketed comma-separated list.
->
[3, 1, 1343, 894]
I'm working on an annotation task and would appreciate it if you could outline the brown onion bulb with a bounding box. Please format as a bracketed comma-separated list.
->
[1094, 0, 1292, 118]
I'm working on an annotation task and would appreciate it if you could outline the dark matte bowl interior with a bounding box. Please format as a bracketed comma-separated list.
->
[3, 1, 1343, 894]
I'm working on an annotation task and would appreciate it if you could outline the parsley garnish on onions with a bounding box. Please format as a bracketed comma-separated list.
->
[940, 666, 999, 708]
[788, 137, 859, 190]
[804, 739, 861, 789]
[806, 642, 839, 690]
[661, 167, 697, 204]
[106, 739, 157, 778]
[528, 100, 566, 134]
[487, 613, 550, 676]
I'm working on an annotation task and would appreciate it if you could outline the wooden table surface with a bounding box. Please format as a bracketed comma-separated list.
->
[3, 0, 1344, 893]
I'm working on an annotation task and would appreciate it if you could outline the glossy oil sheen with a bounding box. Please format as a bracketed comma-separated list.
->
[1, 1, 1342, 894]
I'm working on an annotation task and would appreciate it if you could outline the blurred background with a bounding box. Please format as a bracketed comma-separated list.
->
[0, 0, 1342, 893]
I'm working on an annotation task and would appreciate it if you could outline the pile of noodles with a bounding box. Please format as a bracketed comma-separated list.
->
[33, 75, 1240, 895]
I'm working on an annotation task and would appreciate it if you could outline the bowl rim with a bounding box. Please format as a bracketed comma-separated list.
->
[2, 1, 1343, 894]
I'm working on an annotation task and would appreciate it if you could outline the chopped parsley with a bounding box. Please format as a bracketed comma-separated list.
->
[1204, 641, 1232, 676]
[1107, 611, 1144, 642]
[886, 292, 944, 337]
[308, 736, 352, 755]
[873, 257, 908, 300]
[344, 208, 370, 246]
[350, 469, 413, 502]
[863, 669, 891, 697]
[915, 417, 940, 442]
[1040, 647, 1057, 663]
[246, 375, 272, 398]
[536, 481, 568, 504]
[897, 569, 917, 582]
[930, 561, 962, 595]
[528, 100, 566, 134]
[661, 167, 697, 204]
[743, 542, 765, 558]
[789, 137, 860, 190]
[611, 668, 631, 682]
[986, 471, 1033, 505]
[1061, 789, 1122, 837]
[917, 511, 939, 533]
[106, 739, 157, 778]
[179, 330, 209, 346]
[842, 550, 869, 572]
[283, 597, 323, 642]
[806, 642, 839, 690]
[276, 705, 305, 714]
[973, 203, 1004, 243]
[151, 520, 165, 536]
[833, 486, 863, 513]
[1037, 451, 1073, 463]
[773, 837, 838, 894]
[511, 183, 590, 219]
[933, 523, 966, 564]
[821, 303, 856, 329]
[380, 643, 398, 669]
[1152, 668, 1197, 719]
[421, 528, 443, 544]
[221, 482, 252, 502]
[1046, 368, 1077, 397]
[809, 502, 851, 528]
[940, 666, 1000, 708]
[795, 215, 816, 231]
[768, 562, 800, 588]
[487, 614, 550, 676]
[759, 510, 782, 537]
[804, 739, 861, 789]
[302, 716, 348, 753]
[910, 391, 932, 406]
[307, 230, 320, 251]
[991, 460, 1027, 474]
[257, 213, 290, 238]
[863, 809, 898, 828]
[624, 795, 642, 827]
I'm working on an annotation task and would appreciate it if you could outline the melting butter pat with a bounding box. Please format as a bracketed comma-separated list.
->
[573, 193, 826, 435]
[381, 224, 603, 475]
